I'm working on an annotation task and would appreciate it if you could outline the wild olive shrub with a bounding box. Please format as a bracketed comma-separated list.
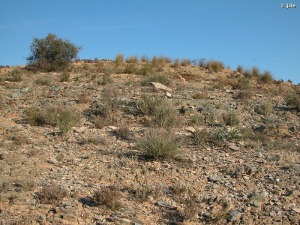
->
[137, 129, 179, 160]
[27, 33, 81, 72]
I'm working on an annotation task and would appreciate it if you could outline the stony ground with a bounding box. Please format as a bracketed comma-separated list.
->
[0, 61, 299, 225]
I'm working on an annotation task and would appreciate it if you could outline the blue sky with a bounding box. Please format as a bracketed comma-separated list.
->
[0, 1, 299, 83]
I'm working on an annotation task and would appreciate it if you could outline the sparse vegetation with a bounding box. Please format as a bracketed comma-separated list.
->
[222, 111, 239, 126]
[260, 70, 273, 83]
[255, 101, 273, 116]
[206, 60, 224, 73]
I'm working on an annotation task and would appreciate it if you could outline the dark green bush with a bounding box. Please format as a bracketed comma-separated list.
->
[27, 33, 81, 72]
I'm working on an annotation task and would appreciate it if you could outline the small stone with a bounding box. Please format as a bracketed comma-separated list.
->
[208, 175, 222, 182]
[292, 207, 300, 213]
[186, 127, 196, 133]
[165, 92, 172, 98]
[150, 82, 172, 92]
[227, 209, 242, 222]
[229, 144, 240, 151]
[47, 158, 58, 164]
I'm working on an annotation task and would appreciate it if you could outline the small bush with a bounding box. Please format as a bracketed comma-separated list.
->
[77, 93, 89, 104]
[38, 184, 67, 204]
[222, 111, 239, 126]
[25, 106, 80, 134]
[7, 68, 22, 82]
[233, 76, 251, 90]
[172, 59, 180, 68]
[93, 186, 121, 210]
[192, 92, 208, 99]
[126, 55, 139, 63]
[99, 73, 113, 85]
[27, 33, 81, 72]
[286, 93, 300, 111]
[140, 62, 155, 76]
[35, 77, 51, 86]
[206, 60, 224, 73]
[137, 129, 179, 159]
[243, 69, 252, 78]
[187, 113, 204, 125]
[181, 59, 191, 66]
[141, 74, 170, 86]
[123, 64, 138, 74]
[151, 56, 159, 67]
[237, 90, 253, 101]
[255, 101, 273, 116]
[138, 94, 164, 116]
[115, 54, 124, 66]
[141, 55, 149, 62]
[251, 66, 260, 77]
[236, 65, 244, 74]
[193, 129, 210, 145]
[260, 71, 273, 83]
[59, 71, 70, 82]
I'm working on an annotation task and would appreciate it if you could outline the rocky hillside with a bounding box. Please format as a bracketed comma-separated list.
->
[0, 59, 299, 224]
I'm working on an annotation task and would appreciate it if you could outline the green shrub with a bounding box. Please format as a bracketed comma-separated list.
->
[206, 60, 224, 73]
[260, 71, 273, 83]
[137, 94, 176, 128]
[136, 129, 179, 159]
[141, 74, 170, 86]
[222, 111, 239, 126]
[255, 101, 273, 116]
[123, 64, 138, 74]
[233, 76, 251, 90]
[115, 54, 124, 66]
[27, 33, 81, 72]
[140, 62, 155, 76]
[286, 93, 300, 111]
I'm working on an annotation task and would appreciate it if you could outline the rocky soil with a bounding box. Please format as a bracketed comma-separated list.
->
[0, 61, 299, 224]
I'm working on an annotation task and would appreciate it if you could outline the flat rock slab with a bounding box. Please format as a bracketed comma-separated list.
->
[150, 82, 172, 92]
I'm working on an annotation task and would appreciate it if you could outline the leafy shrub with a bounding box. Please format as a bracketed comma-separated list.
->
[137, 129, 179, 159]
[93, 186, 121, 210]
[141, 74, 170, 86]
[27, 33, 81, 71]
[206, 60, 224, 73]
[260, 71, 273, 83]
[222, 111, 239, 126]
[115, 54, 124, 66]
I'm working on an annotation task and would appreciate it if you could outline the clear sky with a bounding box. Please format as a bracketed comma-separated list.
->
[0, 1, 299, 83]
